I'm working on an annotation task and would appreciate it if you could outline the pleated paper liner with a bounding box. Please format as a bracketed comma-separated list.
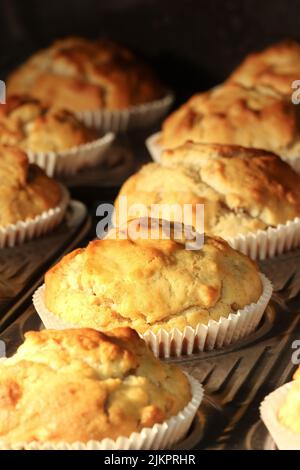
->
[75, 93, 174, 133]
[0, 373, 203, 450]
[227, 217, 300, 260]
[26, 132, 115, 177]
[260, 382, 300, 450]
[33, 273, 272, 358]
[146, 131, 163, 162]
[0, 185, 69, 249]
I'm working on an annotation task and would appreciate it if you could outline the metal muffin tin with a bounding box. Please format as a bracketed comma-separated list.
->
[0, 226, 300, 449]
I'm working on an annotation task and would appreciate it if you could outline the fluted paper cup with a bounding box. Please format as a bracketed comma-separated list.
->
[26, 133, 115, 177]
[33, 273, 272, 358]
[75, 93, 174, 133]
[0, 373, 203, 450]
[260, 381, 300, 450]
[227, 217, 300, 260]
[146, 131, 163, 162]
[0, 185, 69, 249]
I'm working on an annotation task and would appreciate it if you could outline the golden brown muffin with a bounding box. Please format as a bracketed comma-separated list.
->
[0, 145, 61, 227]
[44, 217, 262, 333]
[229, 40, 300, 96]
[115, 142, 300, 239]
[161, 83, 300, 159]
[7, 37, 164, 112]
[278, 373, 300, 434]
[0, 95, 96, 152]
[0, 327, 191, 445]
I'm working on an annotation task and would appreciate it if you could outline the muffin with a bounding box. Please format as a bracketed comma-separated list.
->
[228, 40, 300, 97]
[116, 142, 300, 239]
[0, 145, 62, 227]
[160, 82, 300, 161]
[0, 95, 97, 152]
[278, 370, 300, 435]
[0, 327, 192, 445]
[7, 37, 164, 112]
[44, 217, 263, 334]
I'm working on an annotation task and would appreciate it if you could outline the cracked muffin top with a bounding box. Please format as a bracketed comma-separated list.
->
[0, 327, 191, 444]
[44, 217, 262, 333]
[7, 37, 164, 112]
[115, 142, 300, 239]
[161, 82, 300, 159]
[228, 40, 300, 96]
[0, 145, 61, 227]
[0, 95, 96, 152]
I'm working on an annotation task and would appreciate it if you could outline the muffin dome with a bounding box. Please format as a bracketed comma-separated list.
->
[0, 327, 191, 444]
[116, 142, 300, 238]
[7, 37, 164, 112]
[0, 145, 61, 227]
[0, 95, 96, 152]
[44, 218, 262, 333]
[229, 40, 300, 96]
[161, 82, 300, 159]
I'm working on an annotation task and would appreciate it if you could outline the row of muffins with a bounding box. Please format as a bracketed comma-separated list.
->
[1, 39, 300, 449]
[0, 37, 169, 241]
[0, 37, 192, 449]
[140, 41, 300, 259]
[1, 37, 171, 177]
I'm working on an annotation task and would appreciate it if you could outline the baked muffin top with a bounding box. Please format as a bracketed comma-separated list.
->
[161, 83, 300, 158]
[229, 40, 300, 96]
[278, 367, 300, 435]
[0, 145, 61, 227]
[44, 218, 262, 333]
[116, 142, 300, 238]
[7, 37, 164, 111]
[0, 95, 96, 152]
[0, 327, 191, 444]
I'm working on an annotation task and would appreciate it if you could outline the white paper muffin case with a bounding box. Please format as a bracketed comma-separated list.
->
[33, 273, 272, 358]
[26, 132, 115, 177]
[75, 93, 174, 133]
[227, 217, 300, 260]
[260, 381, 300, 450]
[0, 185, 69, 249]
[0, 373, 203, 450]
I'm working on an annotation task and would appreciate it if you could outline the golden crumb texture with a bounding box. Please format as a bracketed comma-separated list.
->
[7, 37, 164, 112]
[0, 327, 191, 444]
[0, 145, 61, 227]
[278, 366, 300, 434]
[161, 82, 300, 158]
[0, 95, 96, 152]
[228, 40, 300, 96]
[116, 142, 300, 238]
[45, 218, 262, 332]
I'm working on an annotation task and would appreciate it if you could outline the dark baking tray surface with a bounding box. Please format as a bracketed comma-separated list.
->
[1, 248, 300, 450]
[0, 200, 91, 333]
[59, 142, 135, 189]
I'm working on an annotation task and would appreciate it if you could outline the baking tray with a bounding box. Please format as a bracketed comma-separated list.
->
[0, 247, 300, 450]
[0, 200, 91, 333]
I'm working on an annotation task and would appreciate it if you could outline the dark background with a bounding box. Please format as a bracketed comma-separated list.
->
[0, 0, 299, 104]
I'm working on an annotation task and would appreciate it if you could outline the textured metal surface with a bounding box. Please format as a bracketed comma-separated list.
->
[0, 201, 91, 333]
